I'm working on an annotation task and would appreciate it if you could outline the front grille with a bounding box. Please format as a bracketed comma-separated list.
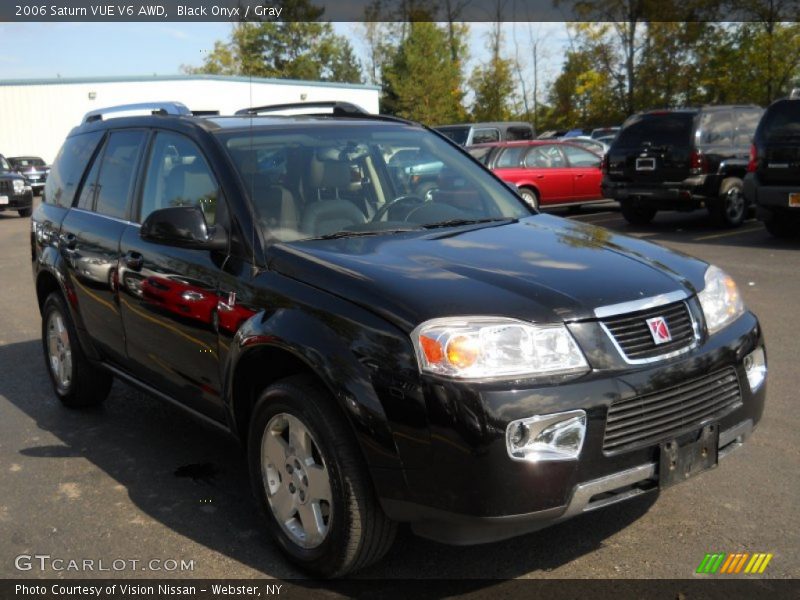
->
[603, 367, 742, 453]
[0, 180, 10, 194]
[601, 301, 695, 361]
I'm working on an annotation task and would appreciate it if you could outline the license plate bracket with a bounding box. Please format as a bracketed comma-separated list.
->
[659, 423, 719, 489]
[636, 157, 656, 171]
[789, 192, 800, 208]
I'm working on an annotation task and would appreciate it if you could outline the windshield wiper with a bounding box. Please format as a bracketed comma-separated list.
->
[421, 217, 517, 230]
[313, 227, 420, 240]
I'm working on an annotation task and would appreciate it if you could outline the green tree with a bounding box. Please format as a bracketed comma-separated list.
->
[470, 21, 516, 121]
[182, 0, 362, 84]
[381, 22, 466, 124]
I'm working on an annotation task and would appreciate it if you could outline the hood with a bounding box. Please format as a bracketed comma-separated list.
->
[268, 214, 709, 333]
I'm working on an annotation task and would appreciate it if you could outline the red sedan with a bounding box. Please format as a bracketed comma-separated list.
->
[467, 140, 604, 209]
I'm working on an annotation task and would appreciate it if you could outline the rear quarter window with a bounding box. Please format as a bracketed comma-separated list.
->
[44, 131, 104, 208]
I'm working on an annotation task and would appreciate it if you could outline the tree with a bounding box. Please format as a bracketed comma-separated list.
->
[381, 22, 467, 124]
[182, 0, 362, 84]
[470, 7, 517, 122]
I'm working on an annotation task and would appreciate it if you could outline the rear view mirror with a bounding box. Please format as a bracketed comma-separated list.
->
[141, 206, 227, 251]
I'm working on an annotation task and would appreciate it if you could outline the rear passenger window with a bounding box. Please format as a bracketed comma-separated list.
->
[44, 131, 103, 208]
[524, 145, 565, 168]
[472, 128, 500, 144]
[733, 110, 762, 145]
[562, 145, 601, 167]
[700, 111, 734, 145]
[93, 131, 146, 219]
[139, 132, 219, 225]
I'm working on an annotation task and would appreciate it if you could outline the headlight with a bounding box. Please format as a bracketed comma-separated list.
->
[12, 178, 24, 193]
[412, 317, 589, 379]
[697, 265, 745, 335]
[506, 410, 586, 461]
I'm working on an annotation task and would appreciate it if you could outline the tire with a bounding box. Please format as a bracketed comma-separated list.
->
[18, 207, 32, 218]
[41, 292, 113, 408]
[248, 375, 397, 577]
[620, 200, 657, 225]
[709, 178, 746, 228]
[763, 212, 800, 238]
[519, 187, 539, 211]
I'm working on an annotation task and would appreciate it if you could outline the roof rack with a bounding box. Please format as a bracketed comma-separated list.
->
[82, 101, 192, 124]
[234, 101, 370, 117]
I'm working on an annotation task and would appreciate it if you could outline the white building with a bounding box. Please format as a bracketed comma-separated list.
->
[0, 74, 381, 163]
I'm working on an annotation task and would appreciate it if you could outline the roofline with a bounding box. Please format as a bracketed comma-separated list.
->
[0, 73, 381, 92]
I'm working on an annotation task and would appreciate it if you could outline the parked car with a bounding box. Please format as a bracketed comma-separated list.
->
[0, 154, 33, 217]
[602, 105, 764, 227]
[8, 155, 49, 195]
[743, 92, 800, 238]
[435, 121, 534, 146]
[33, 100, 766, 577]
[467, 140, 604, 209]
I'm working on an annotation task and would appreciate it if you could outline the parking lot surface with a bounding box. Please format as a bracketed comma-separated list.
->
[1, 200, 798, 579]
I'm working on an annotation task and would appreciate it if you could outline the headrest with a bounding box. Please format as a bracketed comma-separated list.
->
[309, 156, 352, 189]
[233, 149, 258, 176]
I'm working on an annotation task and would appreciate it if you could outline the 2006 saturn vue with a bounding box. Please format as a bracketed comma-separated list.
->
[31, 101, 766, 577]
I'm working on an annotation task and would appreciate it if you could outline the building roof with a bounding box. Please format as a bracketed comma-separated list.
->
[0, 73, 380, 91]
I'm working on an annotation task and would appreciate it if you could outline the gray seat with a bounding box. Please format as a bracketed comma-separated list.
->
[300, 156, 366, 236]
[235, 150, 300, 235]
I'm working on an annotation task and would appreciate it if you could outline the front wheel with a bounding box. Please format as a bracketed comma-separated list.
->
[620, 200, 657, 225]
[709, 178, 746, 228]
[248, 375, 397, 577]
[41, 293, 113, 407]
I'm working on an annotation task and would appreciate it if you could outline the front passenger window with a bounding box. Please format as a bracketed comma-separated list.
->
[140, 132, 218, 225]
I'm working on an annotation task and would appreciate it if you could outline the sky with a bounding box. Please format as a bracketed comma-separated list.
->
[0, 22, 571, 94]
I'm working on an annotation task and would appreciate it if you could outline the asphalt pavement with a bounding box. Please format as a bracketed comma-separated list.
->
[1, 199, 798, 581]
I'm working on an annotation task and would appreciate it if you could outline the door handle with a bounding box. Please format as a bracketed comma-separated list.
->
[535, 174, 545, 179]
[60, 233, 77, 250]
[124, 251, 144, 271]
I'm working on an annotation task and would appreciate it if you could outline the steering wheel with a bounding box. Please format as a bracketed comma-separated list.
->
[370, 195, 425, 223]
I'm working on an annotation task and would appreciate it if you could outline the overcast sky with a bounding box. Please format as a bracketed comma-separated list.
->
[0, 22, 570, 97]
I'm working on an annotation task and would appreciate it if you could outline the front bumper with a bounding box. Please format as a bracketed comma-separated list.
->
[602, 175, 720, 209]
[0, 189, 33, 210]
[380, 311, 765, 544]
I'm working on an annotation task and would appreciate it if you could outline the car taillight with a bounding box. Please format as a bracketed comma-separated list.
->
[747, 144, 758, 172]
[690, 149, 708, 174]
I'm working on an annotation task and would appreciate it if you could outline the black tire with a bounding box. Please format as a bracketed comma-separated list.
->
[620, 200, 657, 225]
[248, 375, 397, 577]
[18, 207, 32, 218]
[41, 292, 113, 408]
[763, 212, 800, 238]
[709, 178, 746, 228]
[519, 187, 540, 211]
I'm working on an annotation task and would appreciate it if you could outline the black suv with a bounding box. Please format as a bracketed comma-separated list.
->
[0, 153, 33, 217]
[743, 92, 800, 238]
[9, 155, 49, 195]
[32, 101, 767, 577]
[602, 106, 763, 227]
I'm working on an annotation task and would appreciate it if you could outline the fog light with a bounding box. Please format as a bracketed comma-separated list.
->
[506, 410, 586, 462]
[744, 347, 766, 392]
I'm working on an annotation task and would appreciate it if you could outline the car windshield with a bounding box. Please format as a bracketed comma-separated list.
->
[761, 101, 800, 140]
[218, 123, 531, 242]
[0, 157, 10, 171]
[616, 113, 695, 149]
[435, 126, 470, 145]
[12, 157, 45, 167]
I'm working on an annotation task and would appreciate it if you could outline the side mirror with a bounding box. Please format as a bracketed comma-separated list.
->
[140, 206, 227, 251]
